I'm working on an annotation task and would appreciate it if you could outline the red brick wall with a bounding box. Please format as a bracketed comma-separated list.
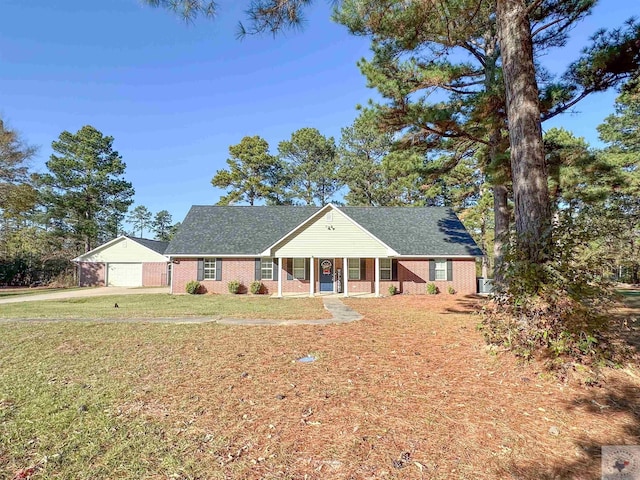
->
[142, 262, 168, 287]
[172, 258, 198, 294]
[78, 262, 105, 287]
[171, 258, 309, 295]
[379, 258, 477, 295]
[171, 257, 477, 295]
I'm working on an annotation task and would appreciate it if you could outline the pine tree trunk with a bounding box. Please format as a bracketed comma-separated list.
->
[496, 0, 551, 265]
[493, 184, 509, 286]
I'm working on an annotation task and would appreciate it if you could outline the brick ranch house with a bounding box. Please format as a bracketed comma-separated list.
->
[73, 236, 169, 287]
[165, 204, 483, 296]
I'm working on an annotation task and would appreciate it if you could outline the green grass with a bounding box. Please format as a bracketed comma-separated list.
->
[0, 294, 329, 320]
[0, 323, 211, 479]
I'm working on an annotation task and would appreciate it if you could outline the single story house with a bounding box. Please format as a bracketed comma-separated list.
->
[73, 235, 169, 287]
[165, 204, 483, 296]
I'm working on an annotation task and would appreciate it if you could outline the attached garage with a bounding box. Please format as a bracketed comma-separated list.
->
[107, 263, 143, 287]
[73, 236, 169, 287]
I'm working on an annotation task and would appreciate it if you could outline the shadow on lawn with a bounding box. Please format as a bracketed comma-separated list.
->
[503, 294, 640, 479]
[442, 294, 484, 314]
[508, 375, 640, 479]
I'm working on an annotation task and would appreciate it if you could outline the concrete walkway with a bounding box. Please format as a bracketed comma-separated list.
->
[216, 296, 363, 326]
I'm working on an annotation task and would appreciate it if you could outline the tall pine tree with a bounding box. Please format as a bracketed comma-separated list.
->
[38, 126, 134, 253]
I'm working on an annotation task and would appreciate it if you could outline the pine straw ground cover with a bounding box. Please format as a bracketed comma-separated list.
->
[1, 294, 639, 479]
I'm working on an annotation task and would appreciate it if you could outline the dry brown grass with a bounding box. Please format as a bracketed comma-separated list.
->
[2, 293, 639, 479]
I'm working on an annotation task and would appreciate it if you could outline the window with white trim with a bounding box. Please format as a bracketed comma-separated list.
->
[261, 258, 274, 280]
[293, 258, 306, 280]
[203, 259, 216, 280]
[435, 259, 447, 280]
[347, 258, 360, 280]
[379, 258, 392, 280]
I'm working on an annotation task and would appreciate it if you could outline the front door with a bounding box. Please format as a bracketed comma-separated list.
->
[319, 258, 334, 292]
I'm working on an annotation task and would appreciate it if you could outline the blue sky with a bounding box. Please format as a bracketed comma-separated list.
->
[0, 0, 635, 232]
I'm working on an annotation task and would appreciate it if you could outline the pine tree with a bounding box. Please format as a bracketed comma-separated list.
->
[152, 210, 173, 241]
[38, 126, 134, 253]
[212, 136, 286, 205]
[278, 128, 340, 206]
[128, 205, 152, 238]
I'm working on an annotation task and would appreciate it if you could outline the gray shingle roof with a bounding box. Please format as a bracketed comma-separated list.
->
[125, 236, 169, 255]
[164, 206, 320, 256]
[165, 205, 482, 257]
[341, 207, 483, 256]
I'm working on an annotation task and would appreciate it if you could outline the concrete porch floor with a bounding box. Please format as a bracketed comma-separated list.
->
[271, 292, 378, 299]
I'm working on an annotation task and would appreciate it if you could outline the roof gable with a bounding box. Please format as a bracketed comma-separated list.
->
[268, 204, 397, 258]
[126, 236, 168, 255]
[73, 236, 169, 262]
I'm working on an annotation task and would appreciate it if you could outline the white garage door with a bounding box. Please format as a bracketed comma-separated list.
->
[107, 263, 142, 287]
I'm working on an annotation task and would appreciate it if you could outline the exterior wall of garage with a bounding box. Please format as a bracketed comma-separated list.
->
[78, 261, 168, 287]
[142, 262, 169, 286]
[78, 262, 105, 287]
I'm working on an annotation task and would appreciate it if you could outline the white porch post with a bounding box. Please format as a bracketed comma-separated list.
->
[309, 256, 315, 297]
[277, 257, 282, 297]
[375, 257, 380, 297]
[343, 257, 349, 297]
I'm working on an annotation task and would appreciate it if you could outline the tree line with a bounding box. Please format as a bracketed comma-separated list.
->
[0, 124, 177, 286]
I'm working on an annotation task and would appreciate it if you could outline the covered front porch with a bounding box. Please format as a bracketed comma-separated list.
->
[261, 203, 400, 298]
[271, 257, 393, 298]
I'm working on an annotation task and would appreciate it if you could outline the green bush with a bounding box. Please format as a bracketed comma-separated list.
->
[447, 285, 456, 295]
[227, 280, 241, 294]
[388, 285, 398, 296]
[185, 280, 201, 295]
[250, 281, 263, 295]
[426, 283, 438, 295]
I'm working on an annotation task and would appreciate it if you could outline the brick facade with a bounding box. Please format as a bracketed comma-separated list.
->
[380, 258, 476, 295]
[142, 262, 169, 287]
[171, 257, 477, 295]
[78, 262, 105, 287]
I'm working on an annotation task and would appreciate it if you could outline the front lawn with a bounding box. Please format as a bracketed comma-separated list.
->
[0, 287, 83, 299]
[0, 294, 638, 479]
[0, 294, 329, 321]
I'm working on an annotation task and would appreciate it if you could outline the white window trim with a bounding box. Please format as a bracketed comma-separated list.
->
[203, 258, 216, 280]
[435, 259, 448, 281]
[347, 258, 360, 281]
[293, 258, 306, 280]
[261, 258, 274, 281]
[379, 258, 392, 280]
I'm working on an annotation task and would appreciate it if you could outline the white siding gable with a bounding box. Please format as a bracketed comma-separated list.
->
[273, 207, 392, 257]
[80, 238, 167, 263]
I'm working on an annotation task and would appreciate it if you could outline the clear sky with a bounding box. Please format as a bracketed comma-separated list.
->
[0, 0, 635, 232]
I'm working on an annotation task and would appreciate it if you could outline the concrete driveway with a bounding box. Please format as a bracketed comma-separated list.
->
[0, 286, 170, 304]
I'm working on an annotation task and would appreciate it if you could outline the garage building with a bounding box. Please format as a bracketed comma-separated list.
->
[73, 236, 169, 287]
